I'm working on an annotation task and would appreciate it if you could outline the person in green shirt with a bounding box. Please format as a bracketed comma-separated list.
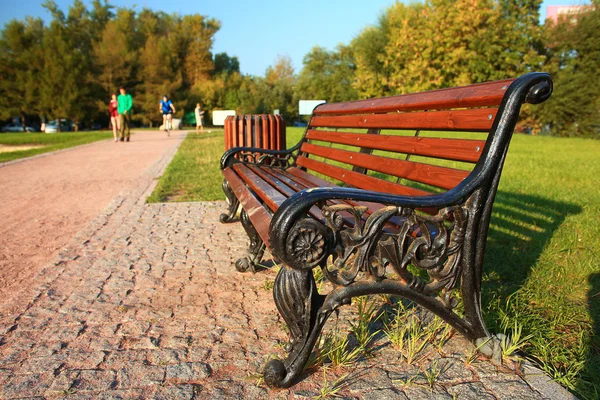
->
[117, 86, 133, 141]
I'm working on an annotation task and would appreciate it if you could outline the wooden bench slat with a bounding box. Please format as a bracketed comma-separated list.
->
[232, 164, 287, 211]
[314, 79, 512, 115]
[296, 155, 433, 197]
[245, 166, 324, 222]
[285, 167, 439, 216]
[305, 130, 485, 163]
[265, 166, 388, 215]
[310, 108, 497, 131]
[222, 167, 271, 244]
[261, 167, 417, 233]
[300, 142, 469, 190]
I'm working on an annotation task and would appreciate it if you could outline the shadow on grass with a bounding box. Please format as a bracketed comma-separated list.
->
[579, 273, 600, 398]
[481, 190, 581, 302]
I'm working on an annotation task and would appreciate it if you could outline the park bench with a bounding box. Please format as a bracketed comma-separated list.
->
[219, 72, 553, 388]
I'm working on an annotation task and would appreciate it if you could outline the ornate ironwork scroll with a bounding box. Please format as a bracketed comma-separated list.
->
[265, 204, 471, 388]
[235, 209, 266, 273]
[219, 179, 240, 223]
[237, 151, 296, 168]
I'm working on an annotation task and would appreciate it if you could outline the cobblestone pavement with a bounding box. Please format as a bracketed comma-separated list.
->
[0, 161, 576, 399]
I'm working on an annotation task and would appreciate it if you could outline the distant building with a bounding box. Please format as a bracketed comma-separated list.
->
[546, 5, 594, 23]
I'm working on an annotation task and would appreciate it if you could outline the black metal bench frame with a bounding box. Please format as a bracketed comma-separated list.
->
[219, 72, 552, 388]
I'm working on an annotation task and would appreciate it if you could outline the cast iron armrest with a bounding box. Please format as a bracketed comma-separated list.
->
[220, 142, 302, 170]
[268, 185, 469, 266]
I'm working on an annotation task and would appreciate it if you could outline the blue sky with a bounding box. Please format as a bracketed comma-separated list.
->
[0, 0, 589, 76]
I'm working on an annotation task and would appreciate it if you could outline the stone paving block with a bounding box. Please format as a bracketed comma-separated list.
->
[17, 353, 67, 375]
[116, 364, 165, 389]
[1, 372, 54, 398]
[153, 383, 200, 400]
[71, 369, 117, 391]
[146, 348, 187, 366]
[159, 335, 194, 349]
[147, 320, 187, 337]
[120, 335, 160, 350]
[46, 369, 81, 395]
[101, 350, 147, 370]
[363, 388, 409, 400]
[64, 350, 106, 370]
[479, 377, 543, 400]
[94, 388, 152, 400]
[0, 368, 13, 386]
[165, 361, 211, 383]
[116, 320, 152, 336]
[27, 341, 66, 359]
[446, 381, 496, 399]
[402, 386, 453, 399]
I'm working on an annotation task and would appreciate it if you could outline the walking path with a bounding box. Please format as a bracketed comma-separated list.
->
[0, 132, 575, 399]
[0, 131, 184, 302]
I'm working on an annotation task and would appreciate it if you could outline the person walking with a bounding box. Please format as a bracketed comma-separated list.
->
[160, 95, 176, 136]
[108, 93, 119, 142]
[118, 86, 133, 142]
[195, 103, 204, 134]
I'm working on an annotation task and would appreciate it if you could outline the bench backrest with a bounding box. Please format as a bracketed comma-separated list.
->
[296, 78, 516, 197]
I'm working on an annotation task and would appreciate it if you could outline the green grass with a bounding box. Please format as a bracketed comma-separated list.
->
[149, 126, 600, 399]
[146, 130, 225, 202]
[0, 131, 113, 163]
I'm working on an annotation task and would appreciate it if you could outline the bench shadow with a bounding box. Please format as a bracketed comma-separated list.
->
[577, 272, 600, 397]
[481, 190, 581, 304]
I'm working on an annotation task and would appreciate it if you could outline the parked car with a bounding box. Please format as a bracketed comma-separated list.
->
[1, 123, 35, 133]
[44, 119, 73, 133]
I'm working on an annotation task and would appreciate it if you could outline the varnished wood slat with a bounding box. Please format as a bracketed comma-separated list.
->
[285, 167, 439, 216]
[296, 156, 433, 197]
[314, 79, 513, 115]
[310, 108, 497, 132]
[305, 130, 485, 163]
[232, 164, 287, 211]
[222, 167, 271, 244]
[300, 142, 468, 190]
[260, 167, 407, 233]
[279, 167, 398, 215]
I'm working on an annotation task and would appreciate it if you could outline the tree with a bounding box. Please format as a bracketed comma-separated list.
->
[214, 52, 240, 76]
[351, 13, 391, 98]
[0, 18, 45, 126]
[136, 33, 183, 126]
[534, 5, 600, 137]
[382, 0, 545, 94]
[264, 55, 297, 120]
[93, 20, 136, 96]
[181, 15, 220, 89]
[295, 45, 357, 102]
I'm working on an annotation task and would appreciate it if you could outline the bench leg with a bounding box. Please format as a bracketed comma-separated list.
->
[235, 209, 265, 273]
[220, 179, 240, 223]
[264, 266, 329, 388]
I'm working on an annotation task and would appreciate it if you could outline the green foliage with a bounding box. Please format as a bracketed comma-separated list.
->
[351, 13, 391, 98]
[533, 5, 600, 138]
[380, 0, 544, 94]
[295, 45, 358, 102]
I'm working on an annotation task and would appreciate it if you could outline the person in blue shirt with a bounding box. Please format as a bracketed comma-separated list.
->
[159, 95, 176, 136]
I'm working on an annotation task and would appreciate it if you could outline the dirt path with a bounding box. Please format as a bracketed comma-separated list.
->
[0, 130, 185, 301]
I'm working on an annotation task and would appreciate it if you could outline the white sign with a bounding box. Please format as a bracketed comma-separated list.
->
[212, 110, 236, 126]
[299, 100, 326, 116]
